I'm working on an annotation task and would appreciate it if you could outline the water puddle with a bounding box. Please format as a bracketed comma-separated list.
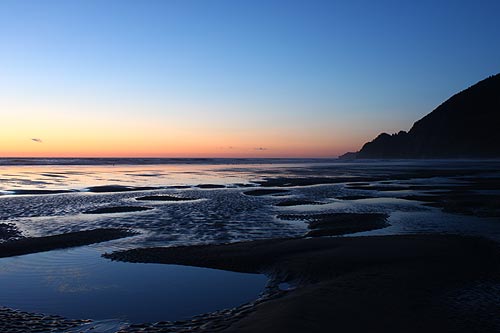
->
[0, 247, 267, 323]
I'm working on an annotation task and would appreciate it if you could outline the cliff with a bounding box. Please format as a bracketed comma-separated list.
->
[345, 73, 500, 159]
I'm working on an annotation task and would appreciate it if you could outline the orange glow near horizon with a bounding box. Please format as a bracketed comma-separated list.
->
[1, 126, 364, 158]
[0, 95, 374, 158]
[1, 133, 362, 158]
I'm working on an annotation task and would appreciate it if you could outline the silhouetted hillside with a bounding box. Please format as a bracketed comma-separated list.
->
[343, 74, 500, 159]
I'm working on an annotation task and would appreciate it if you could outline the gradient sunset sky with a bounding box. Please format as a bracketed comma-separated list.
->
[1, 0, 500, 158]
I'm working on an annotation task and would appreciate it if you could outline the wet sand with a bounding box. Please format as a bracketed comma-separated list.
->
[86, 185, 159, 193]
[0, 223, 22, 241]
[337, 195, 376, 200]
[278, 212, 389, 236]
[195, 184, 226, 189]
[275, 199, 324, 206]
[136, 195, 198, 202]
[83, 206, 153, 214]
[345, 176, 500, 218]
[243, 189, 290, 196]
[0, 307, 91, 333]
[254, 168, 492, 188]
[11, 189, 75, 195]
[106, 234, 500, 332]
[0, 228, 135, 258]
[403, 193, 500, 217]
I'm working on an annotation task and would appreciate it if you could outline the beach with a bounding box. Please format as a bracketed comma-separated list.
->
[107, 234, 500, 332]
[0, 159, 499, 332]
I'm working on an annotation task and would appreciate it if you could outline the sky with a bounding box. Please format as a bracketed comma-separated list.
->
[1, 0, 499, 158]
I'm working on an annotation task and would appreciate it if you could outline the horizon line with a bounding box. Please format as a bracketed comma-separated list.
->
[0, 156, 340, 159]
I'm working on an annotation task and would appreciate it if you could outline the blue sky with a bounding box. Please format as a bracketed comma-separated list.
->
[1, 0, 499, 157]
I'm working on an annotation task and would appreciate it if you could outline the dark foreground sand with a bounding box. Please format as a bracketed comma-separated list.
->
[105, 234, 500, 333]
[0, 228, 134, 258]
[0, 307, 91, 333]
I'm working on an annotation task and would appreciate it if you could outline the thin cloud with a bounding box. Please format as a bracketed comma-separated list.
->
[254, 147, 268, 151]
[31, 138, 43, 143]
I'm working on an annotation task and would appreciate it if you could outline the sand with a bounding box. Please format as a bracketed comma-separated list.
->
[253, 168, 489, 188]
[243, 189, 290, 196]
[0, 223, 22, 241]
[135, 195, 198, 202]
[277, 212, 389, 236]
[11, 189, 75, 195]
[195, 184, 226, 189]
[0, 307, 91, 333]
[86, 185, 159, 193]
[83, 206, 153, 214]
[275, 199, 324, 206]
[337, 195, 376, 200]
[0, 228, 135, 258]
[105, 234, 500, 332]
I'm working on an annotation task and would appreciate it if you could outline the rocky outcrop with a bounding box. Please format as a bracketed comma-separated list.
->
[345, 73, 500, 159]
